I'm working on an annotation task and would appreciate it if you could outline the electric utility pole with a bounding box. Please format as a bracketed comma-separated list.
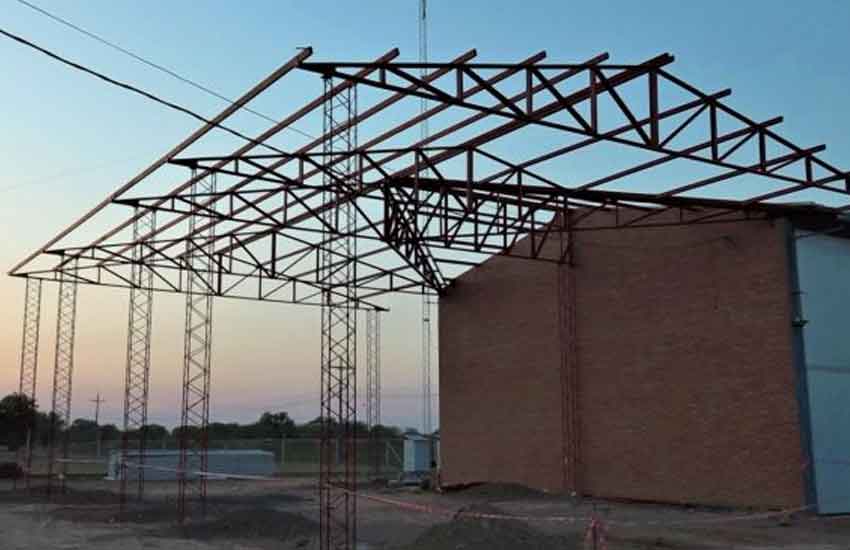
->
[91, 392, 105, 458]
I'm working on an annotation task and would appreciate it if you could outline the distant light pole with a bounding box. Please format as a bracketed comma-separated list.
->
[90, 392, 105, 458]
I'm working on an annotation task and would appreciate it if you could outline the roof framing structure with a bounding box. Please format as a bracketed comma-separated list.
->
[10, 45, 850, 548]
[10, 47, 850, 303]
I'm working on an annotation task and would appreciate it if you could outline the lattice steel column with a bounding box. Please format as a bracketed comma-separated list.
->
[120, 208, 156, 509]
[558, 212, 580, 493]
[418, 0, 434, 439]
[421, 292, 432, 435]
[47, 261, 79, 496]
[178, 170, 216, 521]
[319, 76, 358, 550]
[365, 309, 381, 476]
[17, 278, 42, 490]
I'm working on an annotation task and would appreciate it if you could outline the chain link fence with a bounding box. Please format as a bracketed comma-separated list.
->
[9, 437, 406, 479]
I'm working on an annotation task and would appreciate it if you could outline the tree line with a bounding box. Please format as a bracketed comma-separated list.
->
[0, 392, 408, 451]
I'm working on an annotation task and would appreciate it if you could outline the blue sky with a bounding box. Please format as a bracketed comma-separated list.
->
[1, 0, 849, 430]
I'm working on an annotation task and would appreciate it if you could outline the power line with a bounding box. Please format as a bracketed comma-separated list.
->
[14, 0, 314, 140]
[0, 25, 293, 158]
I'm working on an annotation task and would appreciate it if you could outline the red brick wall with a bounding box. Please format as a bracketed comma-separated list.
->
[439, 215, 806, 507]
[439, 250, 565, 492]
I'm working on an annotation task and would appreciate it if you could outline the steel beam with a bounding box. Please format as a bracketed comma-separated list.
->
[10, 49, 314, 278]
[99, 49, 409, 272]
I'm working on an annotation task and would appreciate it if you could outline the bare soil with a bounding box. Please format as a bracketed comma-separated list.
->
[398, 503, 576, 550]
[0, 479, 848, 549]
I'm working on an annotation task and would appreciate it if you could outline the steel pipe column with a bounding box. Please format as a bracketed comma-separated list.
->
[178, 171, 216, 521]
[120, 208, 156, 509]
[47, 261, 79, 496]
[319, 77, 358, 550]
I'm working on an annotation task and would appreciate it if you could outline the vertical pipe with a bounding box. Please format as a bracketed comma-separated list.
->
[649, 70, 659, 146]
[785, 221, 818, 510]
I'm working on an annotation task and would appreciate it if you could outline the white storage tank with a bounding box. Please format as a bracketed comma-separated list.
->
[106, 449, 276, 480]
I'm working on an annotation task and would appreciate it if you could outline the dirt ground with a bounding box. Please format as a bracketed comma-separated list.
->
[0, 479, 848, 549]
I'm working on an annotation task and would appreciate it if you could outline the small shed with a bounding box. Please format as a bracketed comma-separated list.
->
[106, 449, 275, 481]
[403, 434, 434, 474]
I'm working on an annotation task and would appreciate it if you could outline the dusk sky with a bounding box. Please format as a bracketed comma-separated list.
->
[1, 1, 849, 431]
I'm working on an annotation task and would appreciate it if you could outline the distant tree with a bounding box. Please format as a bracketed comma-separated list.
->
[353, 420, 370, 438]
[296, 417, 324, 438]
[99, 424, 120, 441]
[0, 393, 37, 450]
[71, 418, 98, 431]
[370, 424, 402, 439]
[35, 411, 62, 447]
[124, 423, 168, 442]
[68, 418, 99, 442]
[143, 424, 168, 440]
[172, 425, 203, 440]
[255, 411, 296, 438]
[208, 422, 241, 440]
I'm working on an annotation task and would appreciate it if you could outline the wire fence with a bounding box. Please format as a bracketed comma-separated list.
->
[3, 437, 407, 478]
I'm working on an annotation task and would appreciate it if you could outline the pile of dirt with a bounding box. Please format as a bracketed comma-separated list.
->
[448, 482, 548, 501]
[176, 507, 318, 546]
[49, 500, 180, 524]
[399, 504, 576, 550]
[0, 485, 119, 506]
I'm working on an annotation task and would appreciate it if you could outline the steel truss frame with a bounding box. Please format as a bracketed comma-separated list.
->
[17, 277, 42, 490]
[120, 207, 156, 508]
[365, 309, 381, 476]
[178, 170, 216, 521]
[318, 77, 358, 550]
[46, 259, 78, 496]
[9, 48, 850, 543]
